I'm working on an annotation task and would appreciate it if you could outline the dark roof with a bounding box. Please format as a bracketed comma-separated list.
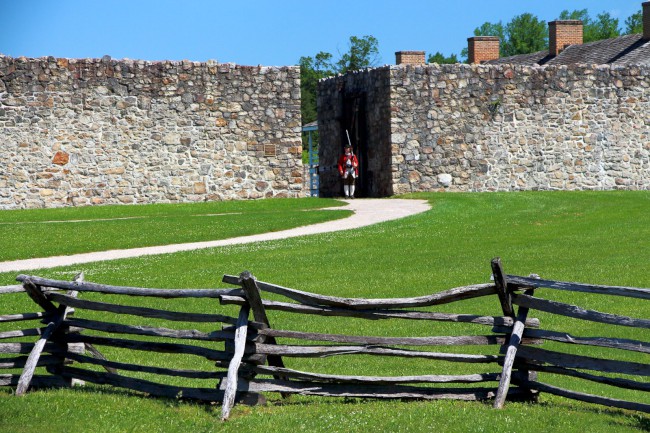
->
[485, 50, 550, 66]
[485, 34, 650, 66]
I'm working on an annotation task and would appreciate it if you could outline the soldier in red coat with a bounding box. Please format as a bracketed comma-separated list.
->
[338, 145, 359, 198]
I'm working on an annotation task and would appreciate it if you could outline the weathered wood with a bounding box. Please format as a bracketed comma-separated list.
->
[16, 320, 61, 395]
[83, 343, 118, 374]
[516, 346, 650, 376]
[491, 257, 514, 317]
[219, 295, 540, 328]
[515, 328, 650, 354]
[66, 317, 237, 342]
[0, 328, 44, 340]
[62, 334, 252, 362]
[17, 274, 240, 298]
[506, 274, 650, 300]
[257, 329, 539, 346]
[224, 378, 531, 401]
[0, 373, 76, 389]
[252, 343, 500, 362]
[516, 363, 650, 392]
[63, 352, 225, 379]
[0, 312, 52, 323]
[246, 364, 513, 384]
[15, 274, 79, 397]
[512, 293, 650, 329]
[493, 289, 532, 409]
[221, 305, 250, 421]
[0, 355, 64, 369]
[47, 292, 240, 326]
[0, 342, 83, 355]
[59, 366, 224, 402]
[22, 279, 58, 313]
[238, 271, 288, 397]
[223, 274, 497, 309]
[527, 380, 650, 413]
[0, 285, 27, 294]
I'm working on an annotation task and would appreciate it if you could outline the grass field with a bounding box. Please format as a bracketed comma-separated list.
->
[0, 198, 348, 261]
[0, 191, 649, 432]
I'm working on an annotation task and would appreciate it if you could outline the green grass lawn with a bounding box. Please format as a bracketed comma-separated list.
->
[0, 198, 348, 261]
[0, 191, 649, 432]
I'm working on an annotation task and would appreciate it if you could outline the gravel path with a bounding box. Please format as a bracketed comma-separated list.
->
[0, 198, 430, 273]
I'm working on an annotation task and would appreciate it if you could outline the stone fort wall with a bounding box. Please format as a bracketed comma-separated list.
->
[0, 55, 304, 209]
[319, 63, 650, 196]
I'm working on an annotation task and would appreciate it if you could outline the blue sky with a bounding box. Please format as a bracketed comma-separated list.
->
[1, 1, 643, 66]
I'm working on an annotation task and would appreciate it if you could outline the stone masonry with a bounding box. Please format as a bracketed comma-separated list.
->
[318, 63, 650, 196]
[0, 55, 304, 209]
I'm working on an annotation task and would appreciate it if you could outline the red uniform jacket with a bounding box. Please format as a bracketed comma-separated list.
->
[338, 153, 359, 176]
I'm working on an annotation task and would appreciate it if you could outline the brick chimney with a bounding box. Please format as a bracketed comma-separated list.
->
[641, 2, 650, 40]
[549, 20, 583, 56]
[467, 37, 499, 64]
[395, 51, 426, 65]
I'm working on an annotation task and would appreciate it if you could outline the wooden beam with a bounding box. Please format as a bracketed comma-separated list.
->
[505, 275, 650, 300]
[512, 293, 650, 329]
[491, 257, 514, 317]
[219, 295, 540, 328]
[493, 289, 533, 409]
[22, 279, 57, 313]
[0, 312, 52, 323]
[516, 345, 650, 376]
[238, 271, 289, 398]
[221, 305, 250, 421]
[16, 274, 241, 299]
[15, 273, 83, 395]
[223, 274, 497, 309]
[47, 292, 239, 325]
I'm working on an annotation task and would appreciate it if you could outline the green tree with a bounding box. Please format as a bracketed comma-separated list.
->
[427, 51, 459, 64]
[465, 14, 546, 59]
[299, 52, 334, 126]
[625, 9, 643, 34]
[299, 35, 381, 151]
[503, 13, 547, 56]
[336, 35, 380, 73]
[299, 35, 380, 126]
[558, 9, 621, 42]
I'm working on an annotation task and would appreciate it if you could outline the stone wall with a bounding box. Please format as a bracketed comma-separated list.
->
[318, 63, 650, 196]
[0, 55, 304, 209]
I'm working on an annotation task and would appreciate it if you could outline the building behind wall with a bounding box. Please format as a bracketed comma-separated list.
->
[317, 3, 650, 197]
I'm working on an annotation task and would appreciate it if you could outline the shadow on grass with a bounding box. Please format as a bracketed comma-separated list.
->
[544, 399, 650, 432]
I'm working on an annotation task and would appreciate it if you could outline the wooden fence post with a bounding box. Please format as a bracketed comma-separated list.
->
[491, 257, 514, 317]
[16, 275, 80, 396]
[221, 304, 250, 421]
[239, 271, 289, 398]
[493, 289, 534, 408]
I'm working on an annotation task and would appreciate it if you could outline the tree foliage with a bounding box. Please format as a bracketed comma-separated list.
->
[427, 52, 459, 64]
[299, 35, 380, 143]
[468, 14, 547, 59]
[558, 9, 621, 42]
[336, 35, 380, 73]
[464, 7, 640, 62]
[503, 13, 548, 56]
[624, 9, 643, 34]
[299, 53, 335, 127]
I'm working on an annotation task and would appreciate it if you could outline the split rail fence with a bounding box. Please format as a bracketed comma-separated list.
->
[0, 258, 648, 420]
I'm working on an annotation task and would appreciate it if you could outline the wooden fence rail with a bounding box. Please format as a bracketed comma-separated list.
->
[0, 258, 648, 420]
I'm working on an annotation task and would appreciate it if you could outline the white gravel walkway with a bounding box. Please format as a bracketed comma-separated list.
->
[0, 198, 430, 273]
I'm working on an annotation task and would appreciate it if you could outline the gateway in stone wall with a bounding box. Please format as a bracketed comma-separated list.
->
[317, 2, 650, 197]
